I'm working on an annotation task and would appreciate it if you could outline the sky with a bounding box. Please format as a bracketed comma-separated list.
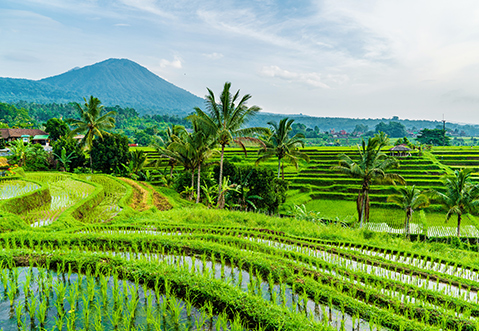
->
[2, 1, 479, 124]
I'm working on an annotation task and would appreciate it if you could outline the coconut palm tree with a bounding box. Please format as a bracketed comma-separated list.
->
[387, 186, 429, 238]
[160, 124, 216, 203]
[153, 125, 187, 177]
[255, 118, 309, 179]
[68, 96, 116, 170]
[130, 150, 147, 174]
[431, 168, 479, 237]
[188, 126, 218, 204]
[160, 128, 196, 197]
[188, 82, 269, 207]
[333, 132, 405, 227]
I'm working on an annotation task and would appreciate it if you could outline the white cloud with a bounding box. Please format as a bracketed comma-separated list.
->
[203, 52, 223, 60]
[118, 0, 174, 19]
[260, 66, 330, 89]
[159, 56, 182, 69]
[114, 23, 130, 27]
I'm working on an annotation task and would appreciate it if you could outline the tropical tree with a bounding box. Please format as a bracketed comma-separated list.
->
[188, 82, 269, 207]
[130, 150, 148, 174]
[387, 186, 429, 238]
[168, 123, 217, 203]
[431, 169, 479, 237]
[152, 125, 186, 177]
[44, 118, 70, 141]
[157, 126, 196, 194]
[256, 118, 310, 179]
[7, 139, 34, 167]
[53, 147, 76, 172]
[190, 128, 218, 204]
[333, 132, 405, 227]
[67, 96, 117, 170]
[90, 133, 130, 174]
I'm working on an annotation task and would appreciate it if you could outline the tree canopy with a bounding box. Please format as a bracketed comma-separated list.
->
[416, 128, 450, 146]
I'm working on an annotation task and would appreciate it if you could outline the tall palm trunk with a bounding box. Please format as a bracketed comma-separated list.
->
[457, 214, 462, 237]
[277, 157, 281, 179]
[196, 164, 201, 204]
[359, 190, 368, 228]
[405, 208, 412, 238]
[217, 144, 225, 207]
[190, 170, 195, 201]
[169, 161, 174, 177]
[281, 162, 285, 180]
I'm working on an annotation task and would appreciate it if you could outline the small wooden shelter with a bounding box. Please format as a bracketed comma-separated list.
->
[389, 144, 412, 157]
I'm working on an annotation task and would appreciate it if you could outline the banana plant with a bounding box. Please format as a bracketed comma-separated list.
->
[53, 147, 76, 172]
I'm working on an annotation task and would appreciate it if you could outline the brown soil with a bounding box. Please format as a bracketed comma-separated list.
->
[139, 182, 172, 211]
[119, 178, 150, 211]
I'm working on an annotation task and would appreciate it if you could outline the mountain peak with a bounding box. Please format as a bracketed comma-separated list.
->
[0, 58, 203, 114]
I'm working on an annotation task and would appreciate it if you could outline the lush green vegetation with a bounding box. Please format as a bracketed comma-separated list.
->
[2, 142, 479, 330]
[4, 78, 479, 329]
[3, 182, 479, 330]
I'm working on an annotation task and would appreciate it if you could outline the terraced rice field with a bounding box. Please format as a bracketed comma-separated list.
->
[2, 166, 479, 329]
[0, 180, 40, 201]
[2, 219, 479, 330]
[0, 173, 171, 229]
[142, 145, 479, 238]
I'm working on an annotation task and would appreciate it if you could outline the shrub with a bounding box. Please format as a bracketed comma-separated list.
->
[91, 133, 130, 174]
[52, 136, 87, 171]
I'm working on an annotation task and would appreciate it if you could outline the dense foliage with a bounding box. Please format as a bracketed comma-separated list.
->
[417, 128, 451, 146]
[52, 136, 87, 171]
[374, 121, 407, 138]
[44, 117, 70, 141]
[91, 133, 131, 173]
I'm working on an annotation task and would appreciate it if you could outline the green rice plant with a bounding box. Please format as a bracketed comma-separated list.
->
[167, 295, 183, 329]
[194, 307, 208, 330]
[81, 293, 91, 328]
[36, 298, 48, 326]
[7, 278, 17, 306]
[55, 309, 65, 331]
[15, 302, 23, 326]
[27, 291, 37, 317]
[66, 310, 77, 331]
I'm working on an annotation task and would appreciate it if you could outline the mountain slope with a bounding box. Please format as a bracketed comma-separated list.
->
[41, 58, 203, 114]
[0, 77, 82, 104]
[0, 58, 203, 114]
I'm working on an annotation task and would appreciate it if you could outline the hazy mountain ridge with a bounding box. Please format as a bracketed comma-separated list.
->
[0, 58, 203, 114]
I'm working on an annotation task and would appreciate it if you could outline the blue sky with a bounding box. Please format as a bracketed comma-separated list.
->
[2, 0, 479, 124]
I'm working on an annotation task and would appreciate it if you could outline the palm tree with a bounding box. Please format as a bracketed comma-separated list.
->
[431, 169, 479, 237]
[152, 125, 186, 177]
[188, 82, 269, 207]
[387, 186, 429, 238]
[188, 125, 217, 204]
[160, 128, 197, 198]
[68, 96, 117, 170]
[130, 150, 147, 174]
[333, 132, 405, 227]
[255, 118, 309, 179]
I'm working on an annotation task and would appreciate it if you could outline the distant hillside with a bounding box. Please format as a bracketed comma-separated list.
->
[0, 58, 203, 115]
[0, 77, 82, 104]
[248, 113, 479, 136]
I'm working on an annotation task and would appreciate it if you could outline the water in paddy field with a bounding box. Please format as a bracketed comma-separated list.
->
[74, 243, 388, 331]
[0, 181, 39, 200]
[0, 267, 240, 331]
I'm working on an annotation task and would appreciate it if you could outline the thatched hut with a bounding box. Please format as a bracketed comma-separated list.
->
[389, 144, 412, 157]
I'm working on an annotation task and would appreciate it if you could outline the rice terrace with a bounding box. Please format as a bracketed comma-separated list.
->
[4, 118, 479, 331]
